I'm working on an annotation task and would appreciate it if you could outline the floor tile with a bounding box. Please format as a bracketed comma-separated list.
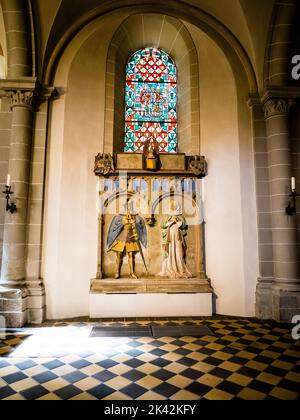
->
[136, 375, 163, 390]
[121, 383, 148, 399]
[88, 384, 115, 399]
[54, 385, 82, 400]
[152, 382, 180, 398]
[0, 318, 299, 400]
[21, 385, 49, 400]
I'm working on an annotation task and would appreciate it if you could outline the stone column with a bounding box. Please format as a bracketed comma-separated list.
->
[0, 88, 36, 326]
[264, 98, 300, 321]
[1, 0, 32, 77]
[250, 100, 274, 320]
[25, 89, 56, 324]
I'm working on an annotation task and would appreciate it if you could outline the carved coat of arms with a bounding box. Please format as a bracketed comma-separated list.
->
[94, 153, 115, 176]
[188, 156, 207, 177]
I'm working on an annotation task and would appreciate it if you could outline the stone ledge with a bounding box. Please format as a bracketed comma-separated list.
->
[90, 277, 212, 294]
[0, 77, 38, 94]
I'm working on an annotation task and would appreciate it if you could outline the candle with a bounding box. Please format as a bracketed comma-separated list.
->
[6, 174, 11, 187]
[291, 177, 296, 191]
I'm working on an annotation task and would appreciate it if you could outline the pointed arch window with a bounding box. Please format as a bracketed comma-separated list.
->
[124, 48, 177, 153]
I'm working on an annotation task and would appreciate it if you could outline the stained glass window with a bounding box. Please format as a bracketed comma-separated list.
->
[124, 48, 177, 153]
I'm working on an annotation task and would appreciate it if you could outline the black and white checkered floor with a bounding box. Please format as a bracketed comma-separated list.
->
[0, 318, 299, 400]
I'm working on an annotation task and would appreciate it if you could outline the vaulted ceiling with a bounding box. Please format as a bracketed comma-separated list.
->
[31, 0, 275, 87]
[1, 0, 276, 87]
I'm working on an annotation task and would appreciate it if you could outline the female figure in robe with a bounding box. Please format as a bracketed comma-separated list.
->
[158, 203, 192, 279]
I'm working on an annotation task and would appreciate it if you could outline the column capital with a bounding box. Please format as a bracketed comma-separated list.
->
[7, 89, 37, 110]
[263, 98, 293, 119]
[0, 78, 60, 110]
[0, 78, 37, 110]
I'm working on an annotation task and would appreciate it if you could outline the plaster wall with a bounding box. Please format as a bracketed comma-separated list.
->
[189, 28, 257, 316]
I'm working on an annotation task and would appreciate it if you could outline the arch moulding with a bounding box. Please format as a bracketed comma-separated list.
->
[43, 0, 258, 95]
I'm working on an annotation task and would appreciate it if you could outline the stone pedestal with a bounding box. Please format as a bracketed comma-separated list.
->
[90, 277, 213, 318]
[91, 277, 212, 294]
[90, 294, 213, 318]
[90, 293, 213, 319]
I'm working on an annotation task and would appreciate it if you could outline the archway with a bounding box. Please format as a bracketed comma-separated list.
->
[42, 5, 259, 319]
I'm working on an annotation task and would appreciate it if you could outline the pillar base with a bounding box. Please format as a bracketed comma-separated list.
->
[256, 278, 274, 320]
[272, 285, 300, 323]
[256, 279, 300, 322]
[0, 286, 27, 327]
[0, 281, 46, 327]
[26, 281, 46, 324]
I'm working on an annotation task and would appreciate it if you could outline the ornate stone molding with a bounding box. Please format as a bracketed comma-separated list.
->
[8, 90, 36, 110]
[188, 156, 207, 177]
[0, 79, 60, 111]
[263, 99, 290, 119]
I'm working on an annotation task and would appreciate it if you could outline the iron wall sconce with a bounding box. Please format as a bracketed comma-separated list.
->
[286, 188, 299, 216]
[2, 185, 17, 214]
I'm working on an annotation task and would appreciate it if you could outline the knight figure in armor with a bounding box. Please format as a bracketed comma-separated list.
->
[107, 203, 147, 279]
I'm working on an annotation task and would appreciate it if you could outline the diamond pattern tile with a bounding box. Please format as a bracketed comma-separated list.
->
[0, 318, 299, 400]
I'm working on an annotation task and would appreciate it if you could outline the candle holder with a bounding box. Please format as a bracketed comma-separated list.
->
[2, 185, 17, 214]
[286, 189, 299, 216]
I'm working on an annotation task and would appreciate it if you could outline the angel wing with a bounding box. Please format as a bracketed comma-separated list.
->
[135, 216, 147, 248]
[106, 215, 123, 251]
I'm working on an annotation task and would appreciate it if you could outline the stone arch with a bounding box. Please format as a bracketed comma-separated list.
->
[44, 0, 257, 95]
[104, 13, 200, 155]
[264, 0, 300, 87]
